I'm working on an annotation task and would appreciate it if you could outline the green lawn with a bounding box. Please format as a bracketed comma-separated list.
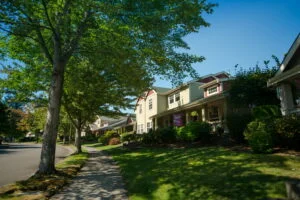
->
[93, 144, 300, 200]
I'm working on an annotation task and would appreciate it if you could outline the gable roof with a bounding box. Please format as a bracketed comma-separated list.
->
[152, 86, 171, 94]
[277, 33, 300, 75]
[268, 33, 300, 87]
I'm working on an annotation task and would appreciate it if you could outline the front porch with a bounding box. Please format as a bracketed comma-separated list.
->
[151, 94, 228, 133]
[269, 65, 300, 115]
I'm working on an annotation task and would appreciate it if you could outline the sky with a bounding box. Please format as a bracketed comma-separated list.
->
[155, 0, 300, 88]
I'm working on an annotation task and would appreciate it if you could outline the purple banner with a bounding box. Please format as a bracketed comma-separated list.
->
[173, 113, 184, 127]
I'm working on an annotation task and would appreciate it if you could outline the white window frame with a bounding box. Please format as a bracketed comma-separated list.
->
[169, 95, 174, 104]
[175, 92, 180, 102]
[207, 86, 218, 96]
[149, 99, 153, 110]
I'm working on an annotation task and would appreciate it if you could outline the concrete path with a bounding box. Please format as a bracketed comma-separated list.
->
[51, 147, 128, 200]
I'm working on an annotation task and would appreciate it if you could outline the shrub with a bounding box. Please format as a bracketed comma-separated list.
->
[188, 121, 211, 141]
[156, 127, 176, 143]
[98, 130, 119, 145]
[244, 120, 273, 153]
[121, 132, 138, 143]
[175, 126, 189, 142]
[227, 111, 253, 143]
[141, 131, 157, 145]
[274, 114, 300, 150]
[108, 137, 121, 145]
[82, 134, 97, 142]
[252, 105, 281, 121]
[176, 122, 211, 143]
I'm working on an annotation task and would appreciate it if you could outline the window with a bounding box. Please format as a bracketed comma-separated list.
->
[149, 99, 153, 110]
[139, 104, 142, 114]
[175, 93, 180, 102]
[147, 122, 152, 132]
[208, 86, 218, 95]
[169, 95, 174, 104]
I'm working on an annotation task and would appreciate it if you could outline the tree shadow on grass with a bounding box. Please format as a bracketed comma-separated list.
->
[105, 147, 300, 200]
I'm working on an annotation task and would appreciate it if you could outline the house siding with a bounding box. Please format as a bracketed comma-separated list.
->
[189, 82, 203, 102]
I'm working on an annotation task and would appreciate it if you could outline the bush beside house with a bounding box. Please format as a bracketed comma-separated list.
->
[98, 130, 120, 145]
[274, 114, 300, 150]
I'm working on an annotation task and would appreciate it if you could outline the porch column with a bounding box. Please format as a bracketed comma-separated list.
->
[197, 110, 201, 121]
[154, 117, 158, 130]
[201, 107, 206, 122]
[279, 83, 294, 115]
[185, 112, 190, 124]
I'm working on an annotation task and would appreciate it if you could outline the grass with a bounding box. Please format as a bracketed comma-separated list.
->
[0, 149, 88, 200]
[92, 144, 300, 200]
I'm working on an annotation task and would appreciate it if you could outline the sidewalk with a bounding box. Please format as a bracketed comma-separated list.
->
[51, 147, 128, 200]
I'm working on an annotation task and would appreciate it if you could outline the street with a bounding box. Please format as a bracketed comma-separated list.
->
[0, 143, 73, 186]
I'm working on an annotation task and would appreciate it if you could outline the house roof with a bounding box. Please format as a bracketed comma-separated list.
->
[277, 33, 300, 75]
[197, 71, 231, 84]
[199, 78, 234, 89]
[152, 86, 171, 94]
[268, 33, 300, 87]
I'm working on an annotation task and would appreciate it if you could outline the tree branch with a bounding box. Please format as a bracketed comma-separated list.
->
[16, 8, 54, 65]
[63, 10, 93, 60]
[41, 0, 59, 40]
[0, 27, 39, 43]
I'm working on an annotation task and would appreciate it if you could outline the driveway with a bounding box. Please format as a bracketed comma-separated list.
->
[0, 143, 73, 186]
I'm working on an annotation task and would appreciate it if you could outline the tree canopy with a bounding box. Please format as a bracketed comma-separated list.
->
[0, 0, 217, 174]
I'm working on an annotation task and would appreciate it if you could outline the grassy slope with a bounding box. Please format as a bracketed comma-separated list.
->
[94, 145, 300, 200]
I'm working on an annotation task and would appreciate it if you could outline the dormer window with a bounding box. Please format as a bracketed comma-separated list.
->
[207, 86, 218, 96]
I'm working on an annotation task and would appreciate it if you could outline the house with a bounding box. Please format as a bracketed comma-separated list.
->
[268, 33, 300, 115]
[90, 114, 136, 135]
[135, 72, 232, 133]
[135, 87, 170, 133]
[150, 72, 232, 131]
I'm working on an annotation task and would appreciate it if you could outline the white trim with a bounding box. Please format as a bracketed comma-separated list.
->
[207, 85, 218, 96]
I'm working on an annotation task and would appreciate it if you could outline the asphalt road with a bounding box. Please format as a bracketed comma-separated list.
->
[0, 143, 73, 186]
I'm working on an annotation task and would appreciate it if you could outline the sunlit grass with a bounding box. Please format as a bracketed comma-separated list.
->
[101, 146, 300, 200]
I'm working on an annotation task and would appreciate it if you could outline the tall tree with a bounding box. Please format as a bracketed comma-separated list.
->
[0, 0, 216, 174]
[63, 57, 148, 153]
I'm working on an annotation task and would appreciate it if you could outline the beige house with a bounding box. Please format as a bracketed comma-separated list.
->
[151, 72, 232, 132]
[135, 87, 170, 133]
[135, 72, 232, 133]
[268, 34, 300, 115]
[90, 115, 136, 135]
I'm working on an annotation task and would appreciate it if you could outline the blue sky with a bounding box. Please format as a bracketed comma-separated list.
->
[155, 0, 300, 88]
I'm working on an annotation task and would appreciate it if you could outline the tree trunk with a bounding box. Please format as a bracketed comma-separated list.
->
[75, 126, 82, 153]
[38, 60, 65, 174]
[63, 133, 66, 144]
